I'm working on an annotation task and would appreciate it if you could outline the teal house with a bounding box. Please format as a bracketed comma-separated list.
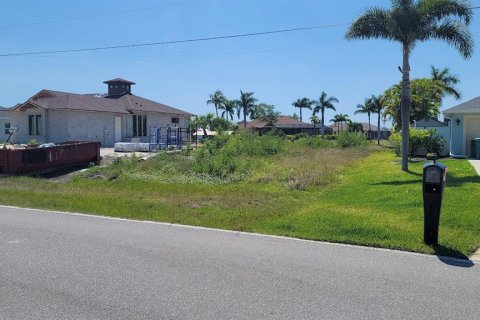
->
[443, 97, 480, 158]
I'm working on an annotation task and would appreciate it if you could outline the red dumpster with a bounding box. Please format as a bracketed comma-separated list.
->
[0, 141, 101, 175]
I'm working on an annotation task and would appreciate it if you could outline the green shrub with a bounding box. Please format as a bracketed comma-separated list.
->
[293, 132, 309, 141]
[193, 133, 285, 178]
[295, 136, 336, 149]
[323, 135, 337, 141]
[389, 129, 446, 157]
[389, 132, 401, 156]
[336, 132, 369, 148]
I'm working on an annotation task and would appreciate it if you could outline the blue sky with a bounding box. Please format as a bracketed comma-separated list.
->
[1, 0, 480, 126]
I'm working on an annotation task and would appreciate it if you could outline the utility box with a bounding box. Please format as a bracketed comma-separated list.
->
[422, 160, 447, 245]
[475, 138, 480, 159]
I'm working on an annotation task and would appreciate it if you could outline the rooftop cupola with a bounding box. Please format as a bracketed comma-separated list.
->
[103, 78, 136, 96]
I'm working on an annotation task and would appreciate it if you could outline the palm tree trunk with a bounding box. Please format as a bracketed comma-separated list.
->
[377, 109, 381, 146]
[300, 108, 303, 123]
[243, 109, 247, 129]
[321, 109, 325, 135]
[368, 113, 371, 140]
[401, 44, 411, 172]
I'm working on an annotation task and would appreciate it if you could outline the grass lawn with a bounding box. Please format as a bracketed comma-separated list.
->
[0, 143, 478, 258]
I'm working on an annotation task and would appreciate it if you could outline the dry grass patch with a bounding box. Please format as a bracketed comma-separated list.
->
[252, 147, 371, 190]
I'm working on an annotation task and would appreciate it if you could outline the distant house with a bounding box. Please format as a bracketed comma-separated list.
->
[443, 97, 480, 157]
[329, 122, 391, 139]
[7, 78, 193, 147]
[245, 116, 332, 135]
[0, 107, 10, 142]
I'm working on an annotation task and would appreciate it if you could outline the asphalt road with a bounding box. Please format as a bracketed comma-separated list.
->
[0, 206, 478, 320]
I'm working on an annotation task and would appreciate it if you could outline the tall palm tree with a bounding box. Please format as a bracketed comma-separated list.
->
[236, 91, 257, 129]
[371, 95, 386, 145]
[292, 98, 313, 123]
[346, 0, 473, 171]
[313, 92, 339, 135]
[431, 66, 461, 99]
[354, 97, 375, 138]
[221, 99, 236, 121]
[207, 90, 226, 118]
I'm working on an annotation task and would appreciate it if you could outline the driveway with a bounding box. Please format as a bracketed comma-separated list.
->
[0, 206, 478, 319]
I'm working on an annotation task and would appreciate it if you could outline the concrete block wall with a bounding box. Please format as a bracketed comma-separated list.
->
[9, 108, 191, 147]
[9, 107, 46, 144]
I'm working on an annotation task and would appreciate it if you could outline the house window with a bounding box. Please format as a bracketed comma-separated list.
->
[4, 122, 10, 135]
[28, 115, 42, 136]
[172, 117, 179, 124]
[133, 115, 147, 137]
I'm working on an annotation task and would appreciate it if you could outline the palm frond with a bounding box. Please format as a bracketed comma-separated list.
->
[431, 20, 473, 58]
[346, 7, 396, 41]
[417, 0, 473, 25]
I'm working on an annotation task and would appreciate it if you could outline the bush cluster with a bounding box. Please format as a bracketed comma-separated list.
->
[193, 133, 285, 178]
[336, 132, 369, 148]
[389, 129, 446, 157]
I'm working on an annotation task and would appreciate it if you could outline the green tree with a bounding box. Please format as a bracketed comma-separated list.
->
[330, 114, 349, 134]
[313, 91, 339, 135]
[431, 66, 461, 99]
[221, 99, 236, 121]
[346, 0, 473, 171]
[348, 121, 364, 133]
[310, 115, 321, 134]
[207, 90, 226, 118]
[292, 98, 313, 123]
[370, 95, 387, 145]
[354, 97, 375, 134]
[383, 78, 444, 130]
[236, 91, 257, 129]
[256, 104, 281, 127]
[191, 113, 214, 139]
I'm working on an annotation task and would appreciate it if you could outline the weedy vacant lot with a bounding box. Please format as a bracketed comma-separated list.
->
[0, 133, 478, 258]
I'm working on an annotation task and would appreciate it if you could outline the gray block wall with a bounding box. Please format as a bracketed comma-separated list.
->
[9, 107, 191, 147]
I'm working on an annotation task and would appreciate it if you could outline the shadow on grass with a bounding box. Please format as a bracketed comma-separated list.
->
[433, 244, 475, 268]
[446, 175, 480, 187]
[372, 174, 479, 187]
[371, 180, 420, 186]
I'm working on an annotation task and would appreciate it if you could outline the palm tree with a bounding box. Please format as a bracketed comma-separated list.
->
[354, 97, 375, 138]
[371, 95, 386, 145]
[292, 98, 313, 123]
[431, 66, 461, 100]
[346, 0, 473, 171]
[313, 92, 338, 135]
[310, 115, 320, 135]
[221, 99, 236, 121]
[330, 114, 349, 134]
[348, 121, 364, 134]
[236, 91, 257, 129]
[191, 113, 214, 140]
[207, 90, 226, 118]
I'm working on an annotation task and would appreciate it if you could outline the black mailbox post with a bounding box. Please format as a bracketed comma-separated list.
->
[422, 159, 447, 245]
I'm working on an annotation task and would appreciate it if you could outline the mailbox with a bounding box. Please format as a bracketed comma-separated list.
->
[422, 159, 447, 245]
